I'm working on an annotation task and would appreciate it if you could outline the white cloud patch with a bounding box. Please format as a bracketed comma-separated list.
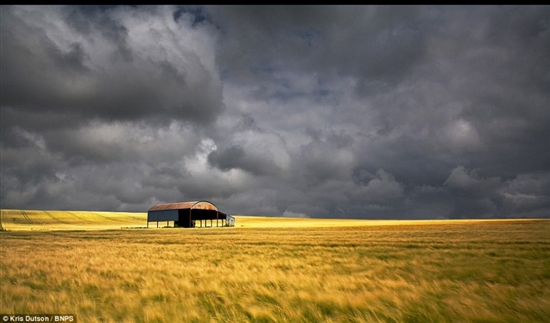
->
[207, 118, 292, 177]
[445, 119, 482, 152]
[353, 169, 404, 202]
[443, 166, 501, 193]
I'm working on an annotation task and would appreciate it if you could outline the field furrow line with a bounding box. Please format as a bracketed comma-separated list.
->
[66, 211, 94, 223]
[125, 214, 145, 220]
[43, 211, 70, 224]
[20, 210, 35, 224]
[91, 212, 130, 222]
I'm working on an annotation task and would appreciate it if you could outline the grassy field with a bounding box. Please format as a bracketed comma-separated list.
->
[1, 210, 549, 322]
[0, 209, 148, 231]
[0, 209, 531, 230]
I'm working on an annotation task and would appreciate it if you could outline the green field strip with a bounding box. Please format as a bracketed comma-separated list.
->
[19, 210, 35, 224]
[42, 211, 70, 224]
[90, 212, 138, 223]
[65, 211, 95, 223]
[1, 210, 144, 228]
[0, 210, 11, 228]
[1, 210, 23, 225]
[23, 210, 57, 225]
[49, 211, 94, 224]
[62, 211, 129, 224]
[122, 213, 146, 220]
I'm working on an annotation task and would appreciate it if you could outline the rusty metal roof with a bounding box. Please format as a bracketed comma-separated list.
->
[148, 201, 218, 212]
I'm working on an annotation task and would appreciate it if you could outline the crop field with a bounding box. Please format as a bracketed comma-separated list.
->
[1, 210, 549, 322]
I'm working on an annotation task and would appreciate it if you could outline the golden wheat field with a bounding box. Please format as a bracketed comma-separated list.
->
[1, 210, 549, 322]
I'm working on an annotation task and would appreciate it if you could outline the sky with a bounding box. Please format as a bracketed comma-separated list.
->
[1, 5, 549, 219]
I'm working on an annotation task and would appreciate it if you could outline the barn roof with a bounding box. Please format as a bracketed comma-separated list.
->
[148, 201, 218, 212]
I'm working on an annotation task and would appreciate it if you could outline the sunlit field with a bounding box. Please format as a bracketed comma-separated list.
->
[1, 210, 549, 322]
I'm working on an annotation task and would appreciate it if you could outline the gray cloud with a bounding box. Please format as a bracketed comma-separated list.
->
[1, 5, 548, 218]
[442, 166, 550, 218]
[207, 116, 291, 177]
[1, 5, 223, 126]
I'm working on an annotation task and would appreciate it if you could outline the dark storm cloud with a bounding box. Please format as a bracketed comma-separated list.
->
[205, 5, 430, 97]
[1, 5, 223, 126]
[65, 5, 134, 62]
[441, 166, 550, 218]
[1, 5, 548, 218]
[207, 145, 246, 172]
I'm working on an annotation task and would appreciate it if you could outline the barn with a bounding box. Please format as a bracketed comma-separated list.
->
[147, 201, 235, 228]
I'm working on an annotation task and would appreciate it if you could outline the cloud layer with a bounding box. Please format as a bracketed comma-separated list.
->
[2, 5, 549, 218]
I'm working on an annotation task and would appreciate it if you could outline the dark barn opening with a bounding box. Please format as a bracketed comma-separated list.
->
[147, 201, 234, 228]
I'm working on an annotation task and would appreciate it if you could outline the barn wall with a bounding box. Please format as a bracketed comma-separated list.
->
[148, 210, 178, 222]
[177, 209, 191, 228]
[191, 209, 219, 221]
